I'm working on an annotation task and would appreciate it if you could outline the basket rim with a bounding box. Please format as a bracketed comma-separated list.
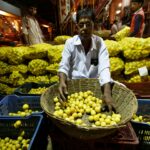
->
[41, 79, 138, 130]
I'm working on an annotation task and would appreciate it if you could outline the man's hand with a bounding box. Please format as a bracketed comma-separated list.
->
[102, 83, 116, 112]
[58, 81, 68, 101]
[58, 72, 68, 102]
[102, 95, 116, 112]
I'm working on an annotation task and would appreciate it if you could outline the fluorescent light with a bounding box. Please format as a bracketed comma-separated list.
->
[118, 3, 122, 7]
[0, 10, 16, 17]
[42, 24, 49, 28]
[116, 10, 121, 14]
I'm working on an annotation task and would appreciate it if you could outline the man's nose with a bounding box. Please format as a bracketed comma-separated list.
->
[83, 24, 87, 29]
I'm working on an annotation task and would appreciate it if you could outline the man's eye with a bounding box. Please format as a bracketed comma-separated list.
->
[79, 24, 84, 27]
[78, 23, 91, 28]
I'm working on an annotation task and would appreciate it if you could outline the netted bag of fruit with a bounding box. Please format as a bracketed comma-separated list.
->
[24, 43, 51, 60]
[28, 87, 48, 94]
[143, 37, 150, 50]
[127, 75, 150, 83]
[114, 26, 130, 41]
[110, 57, 124, 75]
[46, 63, 59, 74]
[25, 75, 50, 84]
[35, 75, 50, 84]
[104, 40, 121, 56]
[0, 61, 10, 75]
[49, 75, 59, 83]
[7, 46, 28, 65]
[28, 59, 49, 76]
[48, 45, 64, 63]
[111, 74, 126, 83]
[0, 46, 12, 61]
[119, 37, 144, 51]
[123, 49, 149, 60]
[0, 75, 11, 85]
[54, 35, 72, 44]
[124, 59, 150, 75]
[5, 87, 16, 95]
[0, 83, 16, 94]
[0, 83, 9, 94]
[10, 64, 28, 74]
[9, 71, 25, 86]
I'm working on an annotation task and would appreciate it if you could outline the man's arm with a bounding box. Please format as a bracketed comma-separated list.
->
[98, 38, 115, 111]
[129, 14, 143, 37]
[58, 39, 72, 100]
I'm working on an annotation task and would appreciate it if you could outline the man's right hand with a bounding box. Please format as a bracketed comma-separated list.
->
[58, 81, 68, 101]
[58, 72, 68, 102]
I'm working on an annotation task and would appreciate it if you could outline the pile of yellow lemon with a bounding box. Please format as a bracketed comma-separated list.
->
[132, 114, 150, 125]
[53, 91, 121, 127]
[0, 120, 30, 150]
[9, 104, 39, 117]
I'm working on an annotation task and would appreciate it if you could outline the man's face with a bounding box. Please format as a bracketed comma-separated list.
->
[77, 17, 93, 40]
[29, 7, 37, 15]
[131, 2, 141, 12]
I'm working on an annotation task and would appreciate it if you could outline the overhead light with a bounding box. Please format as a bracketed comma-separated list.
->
[116, 10, 121, 14]
[0, 10, 16, 17]
[42, 24, 49, 28]
[118, 3, 122, 7]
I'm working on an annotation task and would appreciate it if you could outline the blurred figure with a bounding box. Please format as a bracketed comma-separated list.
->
[22, 6, 44, 45]
[111, 20, 118, 35]
[129, 0, 145, 37]
[122, 6, 131, 26]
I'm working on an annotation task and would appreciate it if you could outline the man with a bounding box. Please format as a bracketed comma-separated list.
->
[130, 0, 145, 37]
[58, 8, 115, 112]
[22, 6, 44, 45]
[111, 20, 119, 35]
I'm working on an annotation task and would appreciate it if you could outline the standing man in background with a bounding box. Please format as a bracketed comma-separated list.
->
[111, 20, 119, 35]
[22, 6, 44, 45]
[130, 0, 145, 37]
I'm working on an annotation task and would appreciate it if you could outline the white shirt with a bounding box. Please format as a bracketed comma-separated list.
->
[111, 24, 118, 35]
[22, 16, 44, 45]
[58, 35, 111, 86]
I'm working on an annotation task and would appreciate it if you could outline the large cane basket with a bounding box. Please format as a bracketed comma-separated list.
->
[41, 79, 138, 140]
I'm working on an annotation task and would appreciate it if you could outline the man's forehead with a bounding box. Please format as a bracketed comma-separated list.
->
[78, 17, 91, 22]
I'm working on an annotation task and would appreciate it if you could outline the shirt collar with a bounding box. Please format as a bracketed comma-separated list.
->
[73, 35, 97, 51]
[134, 7, 143, 14]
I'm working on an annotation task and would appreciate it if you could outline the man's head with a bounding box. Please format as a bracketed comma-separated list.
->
[131, 0, 144, 12]
[76, 8, 95, 40]
[28, 6, 37, 16]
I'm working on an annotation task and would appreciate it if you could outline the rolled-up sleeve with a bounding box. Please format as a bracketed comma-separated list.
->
[58, 39, 72, 77]
[98, 39, 111, 86]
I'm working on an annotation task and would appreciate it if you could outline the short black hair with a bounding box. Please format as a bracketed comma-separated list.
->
[76, 7, 95, 23]
[131, 0, 144, 4]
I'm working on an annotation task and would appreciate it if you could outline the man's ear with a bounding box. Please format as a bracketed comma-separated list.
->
[75, 23, 79, 30]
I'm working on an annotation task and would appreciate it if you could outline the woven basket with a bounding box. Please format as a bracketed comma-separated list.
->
[40, 79, 138, 140]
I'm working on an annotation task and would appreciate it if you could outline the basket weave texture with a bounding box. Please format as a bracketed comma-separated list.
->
[40, 79, 138, 139]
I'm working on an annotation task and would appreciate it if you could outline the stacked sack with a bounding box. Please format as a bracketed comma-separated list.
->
[119, 37, 150, 83]
[104, 37, 150, 83]
[104, 40, 125, 82]
[0, 35, 71, 95]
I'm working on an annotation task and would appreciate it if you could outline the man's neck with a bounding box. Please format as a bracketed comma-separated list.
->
[81, 38, 91, 54]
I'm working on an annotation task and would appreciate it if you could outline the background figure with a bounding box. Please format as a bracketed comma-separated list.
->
[111, 20, 118, 35]
[129, 0, 145, 37]
[22, 6, 44, 45]
[122, 6, 132, 26]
